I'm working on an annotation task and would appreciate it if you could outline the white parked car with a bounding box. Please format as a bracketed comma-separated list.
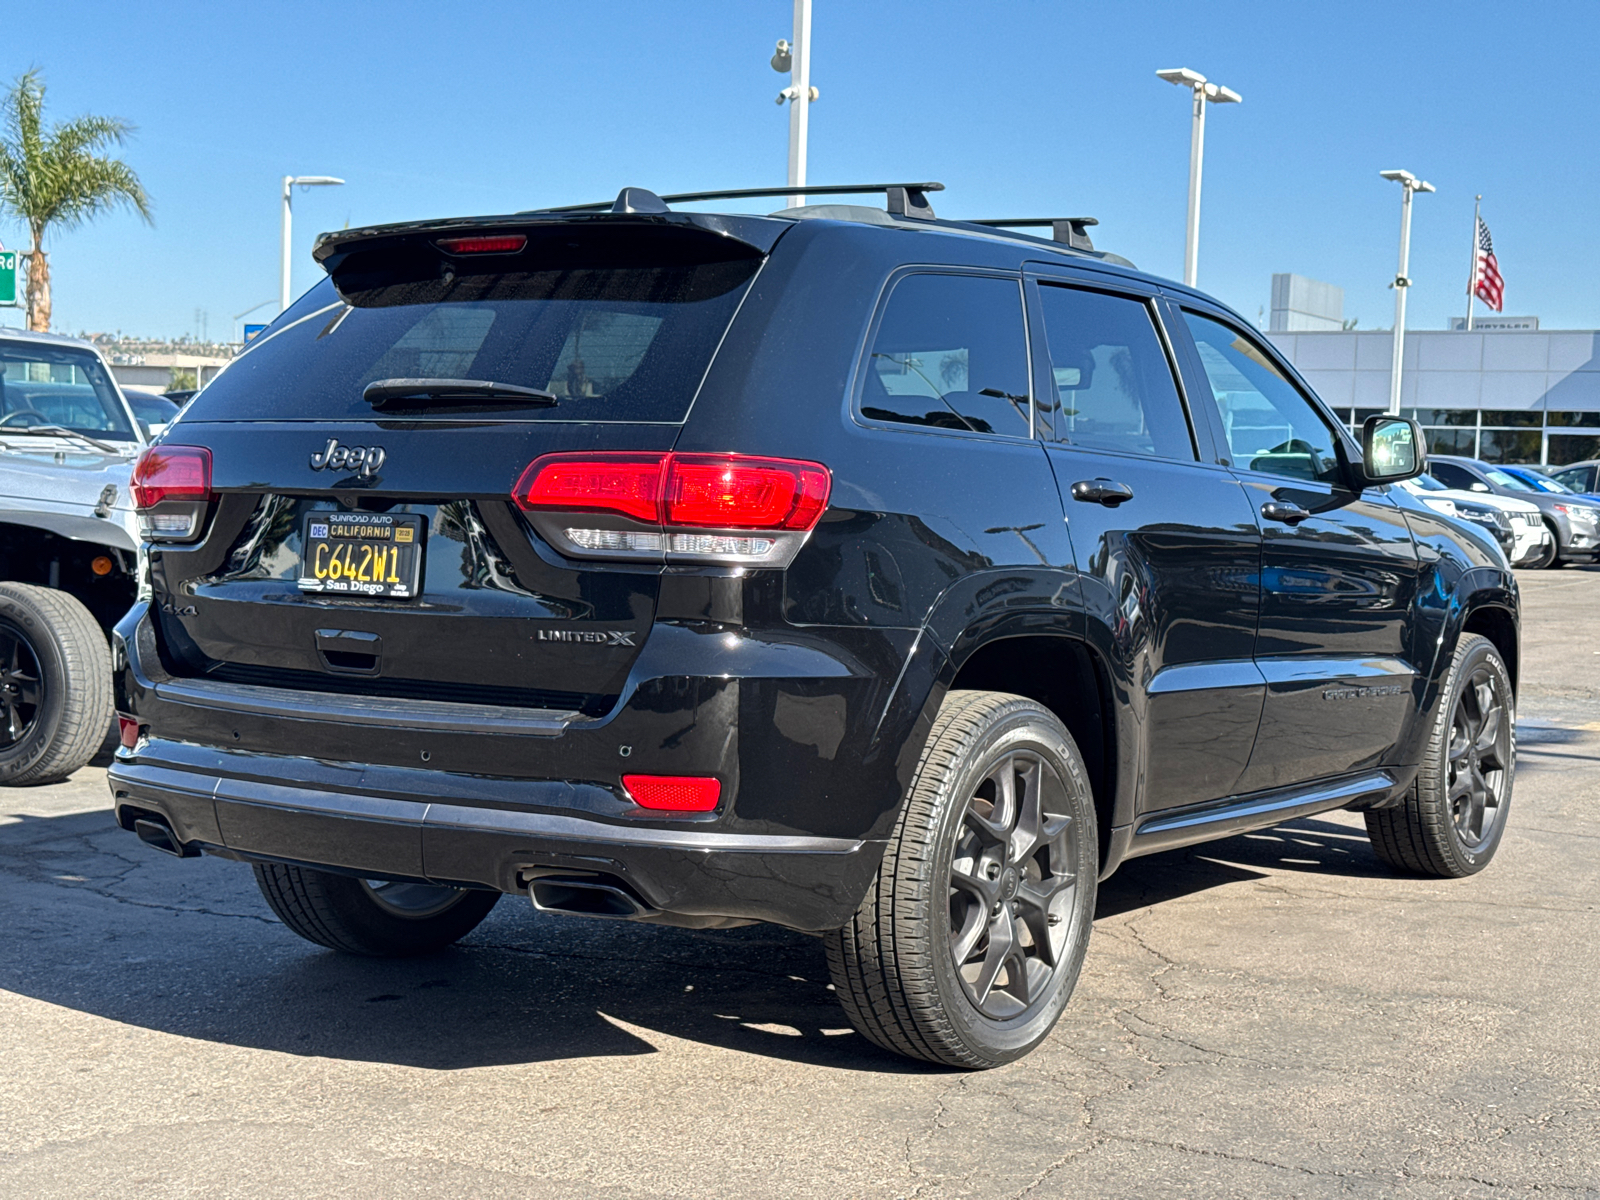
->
[1401, 474, 1554, 568]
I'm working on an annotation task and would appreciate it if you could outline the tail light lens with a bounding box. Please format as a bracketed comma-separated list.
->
[435, 234, 528, 254]
[131, 445, 212, 541]
[513, 452, 831, 566]
[623, 774, 721, 812]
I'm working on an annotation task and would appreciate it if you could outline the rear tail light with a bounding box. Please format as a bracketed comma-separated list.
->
[513, 452, 831, 566]
[131, 445, 212, 541]
[622, 774, 721, 812]
[117, 716, 142, 748]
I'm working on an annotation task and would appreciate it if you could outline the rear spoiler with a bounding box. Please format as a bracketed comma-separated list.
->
[312, 208, 790, 278]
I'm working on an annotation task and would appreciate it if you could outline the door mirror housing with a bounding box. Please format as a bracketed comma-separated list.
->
[1471, 482, 1491, 492]
[1359, 415, 1425, 485]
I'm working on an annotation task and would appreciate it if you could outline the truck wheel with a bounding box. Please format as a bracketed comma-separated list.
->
[0, 583, 113, 786]
[1365, 633, 1514, 877]
[252, 863, 500, 956]
[826, 690, 1098, 1068]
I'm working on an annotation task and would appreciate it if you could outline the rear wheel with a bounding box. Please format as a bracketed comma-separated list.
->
[826, 690, 1098, 1068]
[0, 583, 112, 786]
[252, 862, 500, 956]
[1365, 633, 1514, 877]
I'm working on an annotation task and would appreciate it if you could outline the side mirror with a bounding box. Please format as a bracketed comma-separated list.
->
[1360, 415, 1425, 485]
[1470, 482, 1491, 493]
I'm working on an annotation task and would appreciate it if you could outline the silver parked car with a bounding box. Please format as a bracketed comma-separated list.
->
[1428, 454, 1600, 567]
[0, 326, 147, 783]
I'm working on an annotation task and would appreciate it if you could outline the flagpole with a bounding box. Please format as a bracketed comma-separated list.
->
[1465, 194, 1481, 332]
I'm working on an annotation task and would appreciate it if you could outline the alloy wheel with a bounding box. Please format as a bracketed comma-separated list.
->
[0, 623, 43, 749]
[947, 750, 1079, 1020]
[360, 879, 469, 919]
[1448, 665, 1511, 850]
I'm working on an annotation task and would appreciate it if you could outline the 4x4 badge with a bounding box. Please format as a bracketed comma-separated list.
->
[310, 437, 386, 477]
[537, 630, 636, 647]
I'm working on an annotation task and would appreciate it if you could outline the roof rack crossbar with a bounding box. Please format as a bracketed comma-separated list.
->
[544, 182, 945, 217]
[971, 217, 1099, 252]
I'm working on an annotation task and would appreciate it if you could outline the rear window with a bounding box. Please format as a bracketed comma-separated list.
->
[186, 241, 761, 424]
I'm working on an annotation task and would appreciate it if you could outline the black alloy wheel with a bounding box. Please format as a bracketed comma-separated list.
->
[0, 624, 42, 749]
[947, 750, 1080, 1020]
[827, 690, 1098, 1068]
[1366, 633, 1515, 877]
[1446, 661, 1511, 853]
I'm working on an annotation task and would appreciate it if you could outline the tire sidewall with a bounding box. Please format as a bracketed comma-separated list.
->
[1432, 638, 1515, 874]
[923, 706, 1098, 1065]
[0, 603, 66, 782]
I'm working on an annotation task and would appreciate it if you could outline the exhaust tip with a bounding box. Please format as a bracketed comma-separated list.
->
[528, 875, 655, 920]
[133, 817, 200, 858]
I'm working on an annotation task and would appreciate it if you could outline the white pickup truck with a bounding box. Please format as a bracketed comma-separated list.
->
[0, 326, 150, 783]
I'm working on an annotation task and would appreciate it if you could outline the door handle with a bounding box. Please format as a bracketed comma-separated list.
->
[1070, 479, 1134, 507]
[1261, 501, 1312, 525]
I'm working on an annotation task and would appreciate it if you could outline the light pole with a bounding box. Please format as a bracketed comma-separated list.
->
[1379, 169, 1435, 416]
[1156, 68, 1241, 288]
[771, 0, 818, 209]
[280, 175, 344, 314]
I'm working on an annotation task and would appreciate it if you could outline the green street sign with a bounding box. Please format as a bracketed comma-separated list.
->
[0, 250, 17, 307]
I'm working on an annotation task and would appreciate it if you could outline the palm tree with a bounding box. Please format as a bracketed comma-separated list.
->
[0, 69, 151, 331]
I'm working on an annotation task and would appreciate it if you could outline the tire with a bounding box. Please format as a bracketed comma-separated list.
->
[1525, 525, 1557, 570]
[0, 583, 113, 786]
[1365, 633, 1514, 877]
[253, 862, 500, 956]
[825, 690, 1098, 1069]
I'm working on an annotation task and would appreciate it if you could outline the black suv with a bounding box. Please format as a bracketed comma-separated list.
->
[110, 184, 1520, 1068]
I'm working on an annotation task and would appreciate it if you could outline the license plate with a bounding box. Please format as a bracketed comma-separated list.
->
[297, 512, 424, 599]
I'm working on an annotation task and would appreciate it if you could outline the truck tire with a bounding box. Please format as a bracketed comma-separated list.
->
[0, 583, 113, 786]
[1365, 633, 1514, 877]
[252, 862, 500, 956]
[825, 690, 1098, 1068]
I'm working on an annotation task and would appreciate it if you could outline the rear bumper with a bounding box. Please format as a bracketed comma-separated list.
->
[110, 602, 909, 931]
[108, 741, 882, 931]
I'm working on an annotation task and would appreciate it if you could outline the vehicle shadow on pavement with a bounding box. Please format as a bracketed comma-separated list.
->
[0, 806, 939, 1075]
[0, 805, 1402, 1074]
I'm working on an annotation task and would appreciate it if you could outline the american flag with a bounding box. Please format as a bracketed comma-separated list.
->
[1472, 216, 1504, 311]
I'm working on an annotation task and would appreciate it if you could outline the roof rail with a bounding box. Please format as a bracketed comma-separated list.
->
[970, 217, 1099, 252]
[544, 182, 945, 220]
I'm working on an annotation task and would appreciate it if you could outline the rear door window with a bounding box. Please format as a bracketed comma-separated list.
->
[185, 250, 761, 424]
[1036, 284, 1194, 460]
[860, 273, 1032, 438]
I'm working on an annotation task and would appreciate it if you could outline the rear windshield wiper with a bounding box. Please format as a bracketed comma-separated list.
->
[362, 378, 559, 409]
[3, 424, 126, 454]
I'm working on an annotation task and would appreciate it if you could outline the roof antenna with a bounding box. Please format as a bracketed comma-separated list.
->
[611, 187, 670, 214]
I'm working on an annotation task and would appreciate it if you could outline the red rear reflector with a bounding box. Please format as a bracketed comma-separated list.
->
[131, 445, 212, 508]
[436, 234, 528, 255]
[117, 716, 140, 748]
[666, 455, 831, 530]
[513, 452, 831, 532]
[623, 774, 721, 812]
[514, 453, 666, 523]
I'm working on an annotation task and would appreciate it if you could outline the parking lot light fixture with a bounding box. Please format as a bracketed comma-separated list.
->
[1379, 169, 1436, 416]
[280, 175, 345, 314]
[1156, 67, 1242, 287]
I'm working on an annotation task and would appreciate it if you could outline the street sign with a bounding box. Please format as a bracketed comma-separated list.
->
[243, 323, 268, 343]
[0, 250, 18, 307]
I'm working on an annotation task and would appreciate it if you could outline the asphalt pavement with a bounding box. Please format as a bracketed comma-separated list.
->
[2, 570, 1597, 1199]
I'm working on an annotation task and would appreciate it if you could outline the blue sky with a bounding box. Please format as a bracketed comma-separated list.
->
[7, 0, 1598, 339]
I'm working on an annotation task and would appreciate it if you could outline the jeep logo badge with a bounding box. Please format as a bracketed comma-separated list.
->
[310, 437, 386, 477]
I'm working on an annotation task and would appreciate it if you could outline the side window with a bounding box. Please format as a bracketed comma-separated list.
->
[1182, 311, 1344, 486]
[1429, 462, 1476, 490]
[1037, 284, 1194, 460]
[1554, 466, 1590, 492]
[862, 273, 1031, 437]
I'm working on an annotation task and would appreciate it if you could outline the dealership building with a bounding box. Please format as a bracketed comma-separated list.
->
[1264, 274, 1600, 466]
